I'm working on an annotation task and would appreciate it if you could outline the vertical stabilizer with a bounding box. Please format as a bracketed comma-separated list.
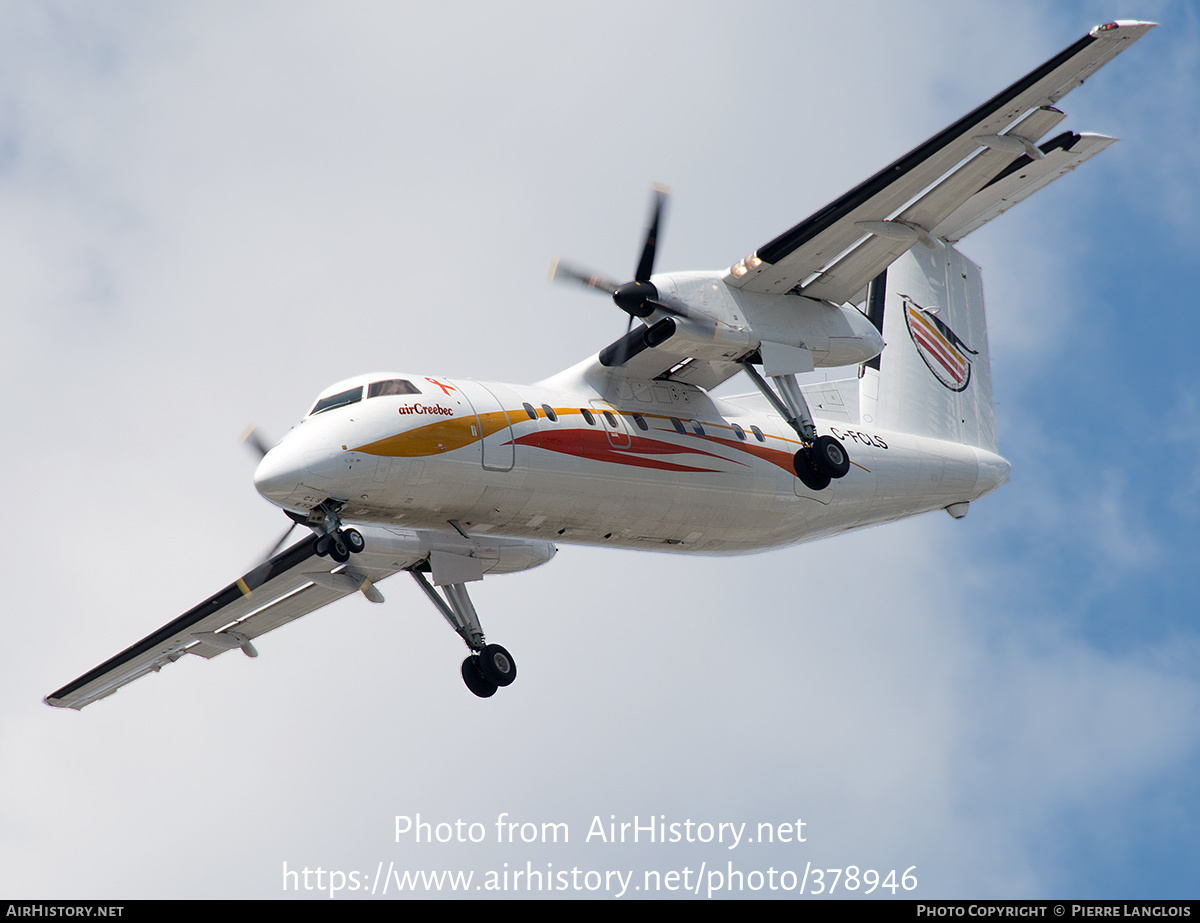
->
[860, 245, 996, 452]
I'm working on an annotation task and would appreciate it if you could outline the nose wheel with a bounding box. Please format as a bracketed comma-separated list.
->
[314, 528, 365, 563]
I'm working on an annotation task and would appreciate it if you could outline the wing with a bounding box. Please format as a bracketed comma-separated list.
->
[725, 20, 1154, 305]
[45, 533, 412, 710]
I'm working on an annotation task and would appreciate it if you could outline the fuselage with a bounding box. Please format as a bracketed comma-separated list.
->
[253, 369, 1010, 555]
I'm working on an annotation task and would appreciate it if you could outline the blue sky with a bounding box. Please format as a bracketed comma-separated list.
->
[3, 1, 1197, 900]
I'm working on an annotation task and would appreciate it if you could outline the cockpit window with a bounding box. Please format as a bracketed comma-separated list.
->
[368, 379, 420, 398]
[310, 386, 363, 416]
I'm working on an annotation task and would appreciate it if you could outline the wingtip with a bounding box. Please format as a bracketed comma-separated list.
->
[548, 257, 560, 282]
[1089, 20, 1157, 39]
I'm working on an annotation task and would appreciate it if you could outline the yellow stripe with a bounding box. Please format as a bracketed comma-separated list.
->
[236, 577, 251, 597]
[908, 308, 963, 361]
[354, 412, 511, 458]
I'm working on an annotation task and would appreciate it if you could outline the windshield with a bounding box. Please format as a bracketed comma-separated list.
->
[309, 386, 363, 416]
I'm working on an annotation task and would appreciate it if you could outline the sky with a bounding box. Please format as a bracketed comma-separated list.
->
[3, 0, 1198, 901]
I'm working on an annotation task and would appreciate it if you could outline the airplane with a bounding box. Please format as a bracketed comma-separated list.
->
[45, 19, 1154, 708]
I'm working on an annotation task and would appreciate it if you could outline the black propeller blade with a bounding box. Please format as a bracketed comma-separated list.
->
[263, 521, 301, 559]
[240, 426, 306, 560]
[551, 185, 682, 324]
[634, 184, 666, 283]
[548, 261, 622, 296]
[240, 424, 272, 460]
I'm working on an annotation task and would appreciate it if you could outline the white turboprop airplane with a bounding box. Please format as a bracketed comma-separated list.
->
[46, 20, 1154, 708]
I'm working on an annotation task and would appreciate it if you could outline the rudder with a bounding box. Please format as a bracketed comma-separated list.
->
[860, 245, 996, 452]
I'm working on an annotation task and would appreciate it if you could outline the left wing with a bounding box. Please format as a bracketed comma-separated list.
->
[725, 20, 1154, 304]
[45, 531, 411, 710]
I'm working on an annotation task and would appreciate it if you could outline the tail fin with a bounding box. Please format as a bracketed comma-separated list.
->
[859, 244, 996, 452]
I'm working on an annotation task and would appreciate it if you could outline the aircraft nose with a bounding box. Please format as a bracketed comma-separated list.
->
[253, 448, 305, 504]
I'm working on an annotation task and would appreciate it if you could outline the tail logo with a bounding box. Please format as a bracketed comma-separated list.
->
[900, 294, 977, 392]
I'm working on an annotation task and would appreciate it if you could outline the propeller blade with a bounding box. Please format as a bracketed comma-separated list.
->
[549, 184, 679, 324]
[264, 522, 300, 560]
[635, 185, 668, 282]
[241, 425, 272, 460]
[549, 259, 622, 296]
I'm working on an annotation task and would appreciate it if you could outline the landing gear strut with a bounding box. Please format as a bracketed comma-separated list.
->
[306, 500, 366, 563]
[411, 571, 519, 698]
[739, 360, 851, 488]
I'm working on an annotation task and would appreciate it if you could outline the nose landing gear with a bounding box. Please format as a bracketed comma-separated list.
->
[305, 500, 367, 563]
[313, 528, 364, 563]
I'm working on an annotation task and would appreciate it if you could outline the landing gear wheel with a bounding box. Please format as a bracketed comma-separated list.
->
[461, 656, 498, 698]
[810, 435, 851, 479]
[329, 537, 350, 563]
[314, 534, 332, 557]
[342, 528, 365, 554]
[477, 644, 517, 687]
[793, 448, 832, 491]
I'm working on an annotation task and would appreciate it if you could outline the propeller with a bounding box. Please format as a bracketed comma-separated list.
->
[240, 424, 272, 460]
[263, 521, 302, 559]
[551, 185, 682, 331]
[241, 424, 304, 559]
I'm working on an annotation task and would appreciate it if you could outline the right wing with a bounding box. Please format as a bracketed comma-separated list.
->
[725, 20, 1154, 305]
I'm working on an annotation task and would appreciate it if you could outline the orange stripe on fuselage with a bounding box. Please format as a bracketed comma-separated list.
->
[353, 405, 821, 480]
[353, 411, 510, 457]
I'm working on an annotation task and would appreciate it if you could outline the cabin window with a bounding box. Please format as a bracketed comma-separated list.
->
[602, 410, 618, 428]
[581, 408, 595, 425]
[310, 386, 363, 415]
[670, 417, 686, 435]
[632, 414, 648, 431]
[368, 379, 420, 398]
[542, 404, 558, 422]
[751, 425, 765, 442]
[733, 423, 746, 441]
[690, 419, 705, 436]
[523, 402, 538, 420]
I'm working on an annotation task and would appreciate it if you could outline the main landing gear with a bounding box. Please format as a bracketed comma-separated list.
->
[739, 360, 852, 491]
[793, 434, 851, 490]
[461, 644, 517, 698]
[410, 571, 518, 699]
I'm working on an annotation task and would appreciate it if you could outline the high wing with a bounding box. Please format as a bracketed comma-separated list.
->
[562, 21, 1153, 394]
[45, 530, 409, 710]
[724, 20, 1154, 304]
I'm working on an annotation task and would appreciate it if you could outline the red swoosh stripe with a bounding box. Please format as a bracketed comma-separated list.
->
[513, 429, 737, 473]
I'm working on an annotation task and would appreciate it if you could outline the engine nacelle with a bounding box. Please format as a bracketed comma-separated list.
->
[355, 525, 556, 577]
[652, 271, 883, 368]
